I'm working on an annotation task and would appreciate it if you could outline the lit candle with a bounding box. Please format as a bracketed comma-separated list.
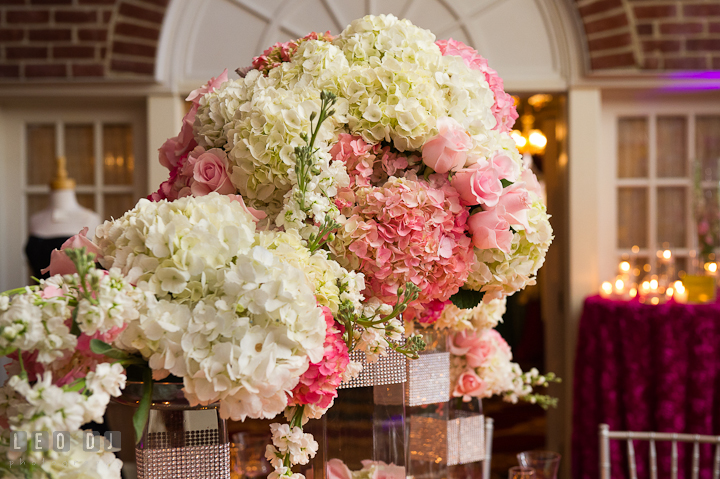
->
[601, 281, 612, 298]
[704, 262, 718, 276]
[673, 280, 688, 303]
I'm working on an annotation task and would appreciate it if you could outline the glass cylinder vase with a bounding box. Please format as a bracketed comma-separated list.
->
[448, 397, 485, 479]
[115, 381, 230, 479]
[305, 346, 408, 479]
[406, 327, 451, 479]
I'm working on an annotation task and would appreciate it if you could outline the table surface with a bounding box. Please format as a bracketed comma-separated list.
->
[572, 295, 720, 479]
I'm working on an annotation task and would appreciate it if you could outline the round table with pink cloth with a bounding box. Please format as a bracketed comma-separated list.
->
[572, 294, 720, 479]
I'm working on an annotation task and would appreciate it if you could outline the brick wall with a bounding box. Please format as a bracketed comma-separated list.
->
[0, 0, 167, 80]
[575, 0, 720, 70]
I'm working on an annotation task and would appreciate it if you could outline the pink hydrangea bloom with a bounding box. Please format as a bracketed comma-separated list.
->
[252, 31, 335, 75]
[341, 177, 474, 321]
[289, 306, 349, 410]
[436, 39, 518, 133]
[330, 133, 420, 189]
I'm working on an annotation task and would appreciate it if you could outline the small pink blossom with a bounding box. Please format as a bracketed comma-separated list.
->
[467, 208, 513, 253]
[158, 106, 198, 171]
[436, 39, 518, 133]
[453, 369, 487, 401]
[252, 31, 334, 75]
[421, 117, 472, 174]
[416, 299, 450, 325]
[41, 227, 102, 276]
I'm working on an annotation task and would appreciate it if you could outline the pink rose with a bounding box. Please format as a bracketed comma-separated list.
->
[41, 227, 102, 276]
[449, 330, 484, 356]
[184, 148, 236, 196]
[497, 184, 532, 231]
[360, 461, 406, 479]
[159, 106, 198, 170]
[327, 459, 352, 479]
[453, 369, 487, 401]
[491, 154, 518, 182]
[451, 162, 502, 207]
[422, 117, 472, 174]
[186, 69, 228, 105]
[467, 208, 513, 253]
[521, 169, 543, 198]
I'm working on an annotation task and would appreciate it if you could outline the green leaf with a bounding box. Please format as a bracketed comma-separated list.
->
[133, 368, 153, 445]
[501, 179, 513, 188]
[89, 339, 132, 360]
[449, 289, 485, 310]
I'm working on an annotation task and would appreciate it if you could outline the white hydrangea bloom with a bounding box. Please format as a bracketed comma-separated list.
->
[95, 193, 258, 302]
[435, 298, 507, 332]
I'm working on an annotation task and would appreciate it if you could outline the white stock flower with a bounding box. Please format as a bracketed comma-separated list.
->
[85, 362, 126, 397]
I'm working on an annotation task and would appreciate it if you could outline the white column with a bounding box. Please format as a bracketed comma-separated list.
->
[560, 86, 603, 478]
[146, 93, 184, 194]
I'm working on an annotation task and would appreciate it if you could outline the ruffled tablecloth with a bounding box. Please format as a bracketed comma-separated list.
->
[572, 295, 720, 479]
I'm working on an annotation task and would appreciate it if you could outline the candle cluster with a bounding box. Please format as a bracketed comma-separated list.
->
[599, 249, 696, 304]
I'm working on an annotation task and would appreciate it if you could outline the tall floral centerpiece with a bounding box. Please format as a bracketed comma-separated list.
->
[0, 14, 556, 479]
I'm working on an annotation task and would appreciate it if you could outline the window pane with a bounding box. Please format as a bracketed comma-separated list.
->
[618, 187, 648, 248]
[657, 186, 687, 248]
[77, 194, 95, 213]
[676, 257, 688, 278]
[657, 116, 687, 178]
[103, 124, 134, 185]
[65, 124, 95, 185]
[618, 117, 649, 178]
[27, 194, 49, 221]
[696, 116, 720, 181]
[104, 194, 137, 221]
[27, 125, 56, 186]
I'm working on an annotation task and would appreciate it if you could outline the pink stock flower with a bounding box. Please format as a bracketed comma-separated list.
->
[338, 177, 474, 321]
[436, 39, 518, 133]
[451, 162, 503, 207]
[42, 227, 102, 276]
[453, 368, 487, 401]
[289, 307, 349, 410]
[467, 208, 513, 253]
[421, 117, 472, 174]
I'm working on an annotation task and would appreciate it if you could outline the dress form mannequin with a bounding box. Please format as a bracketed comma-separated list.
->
[25, 157, 102, 278]
[29, 156, 102, 238]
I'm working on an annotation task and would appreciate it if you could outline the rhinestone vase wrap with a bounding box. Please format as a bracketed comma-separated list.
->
[447, 413, 485, 466]
[339, 345, 408, 389]
[115, 382, 230, 479]
[406, 351, 451, 406]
